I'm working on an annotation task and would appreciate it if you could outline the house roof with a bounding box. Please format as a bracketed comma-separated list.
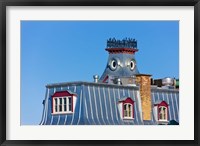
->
[40, 82, 179, 125]
[46, 81, 179, 92]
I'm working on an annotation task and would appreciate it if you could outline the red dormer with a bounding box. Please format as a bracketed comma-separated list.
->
[154, 100, 169, 124]
[52, 90, 76, 97]
[118, 97, 135, 120]
[51, 90, 77, 114]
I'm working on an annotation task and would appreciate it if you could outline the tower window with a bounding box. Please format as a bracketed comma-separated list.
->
[109, 58, 120, 71]
[129, 60, 136, 70]
[112, 61, 116, 68]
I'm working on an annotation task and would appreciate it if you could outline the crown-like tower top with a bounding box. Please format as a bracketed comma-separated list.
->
[106, 37, 137, 49]
[105, 37, 138, 54]
[99, 38, 140, 85]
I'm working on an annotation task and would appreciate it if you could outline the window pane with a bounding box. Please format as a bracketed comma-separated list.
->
[64, 105, 67, 111]
[68, 98, 72, 111]
[64, 98, 67, 111]
[64, 98, 66, 104]
[159, 107, 161, 112]
[124, 104, 127, 110]
[69, 97, 72, 104]
[59, 105, 62, 111]
[58, 98, 62, 112]
[54, 98, 58, 112]
[69, 104, 72, 111]
[159, 113, 162, 119]
[55, 105, 57, 112]
[59, 98, 62, 104]
[124, 110, 127, 117]
[128, 104, 132, 117]
[158, 106, 168, 120]
[68, 97, 72, 111]
[123, 104, 133, 118]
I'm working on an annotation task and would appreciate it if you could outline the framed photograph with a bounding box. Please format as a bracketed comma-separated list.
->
[0, 0, 199, 146]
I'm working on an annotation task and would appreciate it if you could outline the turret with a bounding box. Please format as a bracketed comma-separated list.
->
[99, 38, 140, 85]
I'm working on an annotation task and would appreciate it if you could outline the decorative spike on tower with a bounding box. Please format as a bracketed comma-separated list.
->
[99, 38, 140, 85]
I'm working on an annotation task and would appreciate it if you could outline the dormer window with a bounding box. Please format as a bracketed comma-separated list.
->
[159, 106, 167, 121]
[153, 100, 169, 124]
[124, 103, 133, 118]
[54, 96, 72, 113]
[118, 97, 134, 120]
[52, 90, 77, 114]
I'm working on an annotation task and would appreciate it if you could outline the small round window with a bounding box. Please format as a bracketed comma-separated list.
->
[109, 59, 118, 71]
[130, 60, 136, 71]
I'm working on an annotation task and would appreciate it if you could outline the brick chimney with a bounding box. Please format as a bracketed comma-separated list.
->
[136, 74, 152, 121]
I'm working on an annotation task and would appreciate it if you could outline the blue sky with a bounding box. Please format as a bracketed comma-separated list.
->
[21, 21, 179, 125]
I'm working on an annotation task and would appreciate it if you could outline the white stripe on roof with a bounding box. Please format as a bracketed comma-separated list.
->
[70, 86, 76, 125]
[40, 88, 48, 125]
[103, 87, 110, 124]
[171, 92, 176, 121]
[50, 115, 53, 125]
[64, 114, 67, 125]
[157, 92, 160, 100]
[93, 86, 101, 125]
[108, 88, 114, 124]
[175, 93, 179, 119]
[152, 92, 157, 123]
[44, 89, 50, 124]
[133, 90, 139, 124]
[166, 92, 172, 121]
[98, 86, 106, 125]
[162, 92, 165, 101]
[50, 87, 56, 125]
[77, 90, 82, 125]
[117, 88, 123, 124]
[136, 90, 143, 124]
[123, 88, 125, 96]
[84, 90, 89, 121]
[88, 86, 95, 124]
[113, 88, 119, 124]
[57, 115, 60, 125]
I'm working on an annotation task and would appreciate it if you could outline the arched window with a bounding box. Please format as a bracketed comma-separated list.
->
[118, 97, 134, 120]
[153, 100, 169, 124]
[124, 103, 133, 118]
[159, 106, 167, 121]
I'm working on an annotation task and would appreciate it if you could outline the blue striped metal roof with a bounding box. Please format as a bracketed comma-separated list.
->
[40, 82, 179, 125]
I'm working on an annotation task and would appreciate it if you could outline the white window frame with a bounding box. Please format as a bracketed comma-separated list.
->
[158, 106, 168, 121]
[123, 103, 134, 119]
[52, 96, 73, 114]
